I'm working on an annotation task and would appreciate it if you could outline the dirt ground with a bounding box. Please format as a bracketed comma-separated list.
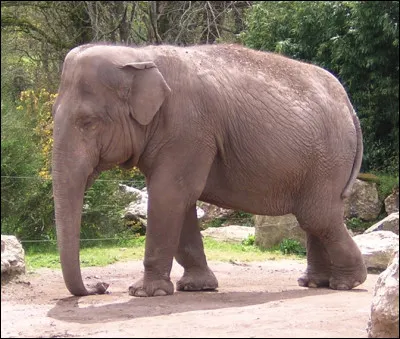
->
[1, 259, 379, 338]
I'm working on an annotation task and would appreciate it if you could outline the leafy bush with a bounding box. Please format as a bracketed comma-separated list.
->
[374, 173, 399, 202]
[346, 217, 375, 233]
[241, 234, 255, 246]
[279, 238, 306, 256]
[1, 96, 55, 240]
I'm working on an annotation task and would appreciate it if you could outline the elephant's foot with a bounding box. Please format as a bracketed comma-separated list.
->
[297, 271, 330, 288]
[298, 263, 367, 290]
[328, 264, 367, 290]
[176, 268, 218, 291]
[128, 277, 174, 297]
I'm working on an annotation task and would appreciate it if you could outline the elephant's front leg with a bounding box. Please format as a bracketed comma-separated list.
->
[175, 205, 218, 291]
[129, 191, 187, 297]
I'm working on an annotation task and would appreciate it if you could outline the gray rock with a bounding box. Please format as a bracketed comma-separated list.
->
[197, 202, 235, 222]
[364, 212, 399, 235]
[201, 225, 255, 243]
[367, 250, 399, 338]
[254, 214, 306, 249]
[344, 179, 382, 221]
[353, 231, 399, 272]
[385, 188, 399, 215]
[1, 235, 25, 280]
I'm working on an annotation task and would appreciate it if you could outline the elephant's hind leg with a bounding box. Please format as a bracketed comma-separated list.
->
[297, 233, 331, 288]
[296, 197, 367, 290]
[175, 205, 218, 291]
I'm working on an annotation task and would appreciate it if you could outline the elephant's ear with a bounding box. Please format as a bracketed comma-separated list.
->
[118, 61, 171, 126]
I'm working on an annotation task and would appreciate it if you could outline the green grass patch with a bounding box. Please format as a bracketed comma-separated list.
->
[24, 235, 305, 271]
[24, 237, 146, 271]
[203, 237, 304, 262]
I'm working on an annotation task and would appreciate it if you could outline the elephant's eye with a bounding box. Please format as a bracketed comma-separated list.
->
[78, 118, 98, 132]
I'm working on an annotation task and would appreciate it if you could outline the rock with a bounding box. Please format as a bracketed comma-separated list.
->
[201, 225, 255, 243]
[344, 179, 382, 221]
[254, 214, 306, 249]
[125, 199, 148, 219]
[353, 231, 399, 272]
[385, 187, 399, 215]
[197, 202, 235, 222]
[1, 235, 25, 280]
[364, 212, 399, 235]
[367, 250, 399, 338]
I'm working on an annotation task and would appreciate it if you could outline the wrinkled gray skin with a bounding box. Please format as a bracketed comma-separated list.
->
[52, 43, 367, 297]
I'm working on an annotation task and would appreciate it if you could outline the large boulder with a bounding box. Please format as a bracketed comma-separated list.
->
[353, 231, 399, 272]
[344, 179, 382, 221]
[254, 214, 306, 249]
[384, 187, 399, 215]
[367, 250, 399, 338]
[201, 225, 255, 244]
[364, 212, 399, 235]
[1, 235, 25, 280]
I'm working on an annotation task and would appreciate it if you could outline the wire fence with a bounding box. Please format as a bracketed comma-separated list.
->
[1, 175, 146, 184]
[2, 175, 256, 244]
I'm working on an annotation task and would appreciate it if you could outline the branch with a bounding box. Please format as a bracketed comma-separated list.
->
[206, 1, 221, 39]
[1, 15, 69, 50]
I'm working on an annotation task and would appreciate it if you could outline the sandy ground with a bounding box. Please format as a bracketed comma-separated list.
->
[1, 259, 379, 338]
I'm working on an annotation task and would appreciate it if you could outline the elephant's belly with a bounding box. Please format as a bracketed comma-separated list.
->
[199, 180, 293, 216]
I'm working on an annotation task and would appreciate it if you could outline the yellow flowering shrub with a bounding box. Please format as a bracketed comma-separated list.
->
[18, 89, 57, 180]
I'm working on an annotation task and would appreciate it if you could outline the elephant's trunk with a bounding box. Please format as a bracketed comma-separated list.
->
[52, 155, 108, 296]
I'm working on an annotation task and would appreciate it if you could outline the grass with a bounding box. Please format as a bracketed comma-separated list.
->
[24, 236, 305, 272]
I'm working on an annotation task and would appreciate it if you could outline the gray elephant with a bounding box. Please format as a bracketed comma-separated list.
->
[51, 43, 367, 297]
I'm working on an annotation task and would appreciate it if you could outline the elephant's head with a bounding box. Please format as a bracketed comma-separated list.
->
[51, 45, 171, 296]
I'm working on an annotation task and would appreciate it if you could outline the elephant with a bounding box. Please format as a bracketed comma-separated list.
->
[51, 42, 367, 297]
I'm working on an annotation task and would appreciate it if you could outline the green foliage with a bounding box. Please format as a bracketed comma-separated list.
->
[81, 171, 144, 240]
[374, 173, 399, 202]
[241, 234, 255, 246]
[278, 238, 306, 256]
[1, 98, 55, 240]
[242, 1, 399, 174]
[346, 218, 375, 233]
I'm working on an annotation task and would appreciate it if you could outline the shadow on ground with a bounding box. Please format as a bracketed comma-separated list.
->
[47, 287, 368, 324]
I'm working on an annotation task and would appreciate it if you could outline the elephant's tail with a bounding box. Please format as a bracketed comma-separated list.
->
[341, 109, 363, 199]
